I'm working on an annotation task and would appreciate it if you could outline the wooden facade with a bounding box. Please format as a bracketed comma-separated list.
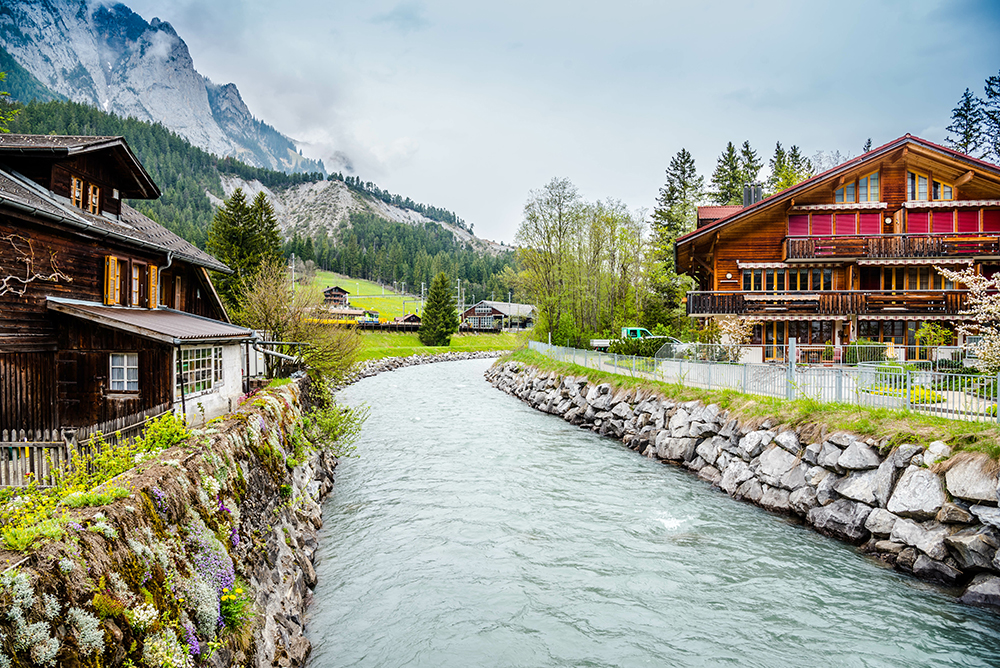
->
[675, 135, 1000, 347]
[0, 134, 243, 435]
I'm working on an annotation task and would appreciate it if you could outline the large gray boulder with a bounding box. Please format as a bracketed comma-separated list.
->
[889, 444, 924, 468]
[945, 526, 999, 571]
[864, 508, 899, 537]
[760, 486, 791, 512]
[817, 443, 844, 470]
[890, 519, 951, 560]
[958, 574, 1000, 607]
[835, 469, 880, 505]
[970, 505, 1000, 530]
[816, 473, 841, 506]
[937, 502, 974, 524]
[790, 487, 819, 515]
[803, 442, 823, 466]
[873, 459, 899, 508]
[912, 555, 962, 585]
[696, 436, 724, 466]
[827, 432, 856, 447]
[738, 431, 767, 460]
[720, 459, 754, 495]
[736, 478, 764, 503]
[774, 430, 800, 454]
[757, 445, 798, 488]
[610, 401, 634, 419]
[658, 437, 697, 462]
[887, 466, 946, 519]
[944, 453, 999, 505]
[838, 442, 882, 470]
[923, 441, 952, 466]
[807, 499, 873, 543]
[668, 409, 691, 437]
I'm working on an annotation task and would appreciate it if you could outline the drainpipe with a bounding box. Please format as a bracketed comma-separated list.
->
[159, 251, 174, 308]
[175, 344, 186, 418]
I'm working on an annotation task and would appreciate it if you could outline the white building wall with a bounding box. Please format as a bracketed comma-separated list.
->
[173, 343, 245, 425]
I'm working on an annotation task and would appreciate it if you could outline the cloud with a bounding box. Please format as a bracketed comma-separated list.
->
[371, 2, 429, 33]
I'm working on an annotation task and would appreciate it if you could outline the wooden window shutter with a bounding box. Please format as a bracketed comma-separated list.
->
[148, 266, 158, 308]
[104, 255, 120, 305]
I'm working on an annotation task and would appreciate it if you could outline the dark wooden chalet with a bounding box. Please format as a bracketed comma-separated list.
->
[323, 285, 349, 306]
[675, 134, 1000, 358]
[0, 134, 253, 437]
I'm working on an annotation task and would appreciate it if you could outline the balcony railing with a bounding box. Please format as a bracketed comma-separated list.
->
[784, 233, 1000, 261]
[686, 290, 968, 317]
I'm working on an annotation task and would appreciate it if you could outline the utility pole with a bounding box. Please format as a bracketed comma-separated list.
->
[290, 253, 295, 292]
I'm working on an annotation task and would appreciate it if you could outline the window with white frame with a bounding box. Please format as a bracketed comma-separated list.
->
[176, 346, 224, 396]
[110, 353, 139, 391]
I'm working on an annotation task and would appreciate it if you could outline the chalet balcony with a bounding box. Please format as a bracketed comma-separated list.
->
[686, 290, 968, 317]
[783, 233, 1000, 261]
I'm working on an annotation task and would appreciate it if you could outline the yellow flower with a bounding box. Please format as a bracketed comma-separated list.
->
[222, 588, 229, 593]
[235, 588, 243, 594]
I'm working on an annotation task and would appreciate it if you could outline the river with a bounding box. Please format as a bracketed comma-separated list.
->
[307, 359, 1000, 667]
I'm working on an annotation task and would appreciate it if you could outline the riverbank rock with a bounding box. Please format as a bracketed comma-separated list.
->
[944, 453, 999, 505]
[959, 574, 1000, 607]
[887, 466, 946, 519]
[808, 500, 873, 543]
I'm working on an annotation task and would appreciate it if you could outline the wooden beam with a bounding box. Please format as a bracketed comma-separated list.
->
[955, 170, 975, 187]
[694, 255, 712, 274]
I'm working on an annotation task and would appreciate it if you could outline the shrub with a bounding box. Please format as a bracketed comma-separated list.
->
[66, 607, 104, 656]
[142, 629, 188, 668]
[219, 580, 254, 631]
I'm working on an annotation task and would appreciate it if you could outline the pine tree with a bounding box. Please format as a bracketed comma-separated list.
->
[738, 140, 763, 191]
[766, 142, 788, 195]
[946, 88, 986, 156]
[984, 70, 1000, 162]
[709, 142, 742, 204]
[419, 272, 459, 346]
[207, 187, 283, 308]
[767, 142, 814, 194]
[863, 138, 872, 153]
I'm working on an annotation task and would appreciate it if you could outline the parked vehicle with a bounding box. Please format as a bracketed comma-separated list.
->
[591, 327, 680, 351]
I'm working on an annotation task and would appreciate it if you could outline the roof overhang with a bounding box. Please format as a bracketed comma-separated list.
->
[47, 298, 254, 345]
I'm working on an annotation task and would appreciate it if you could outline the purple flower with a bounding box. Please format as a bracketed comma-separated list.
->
[183, 622, 200, 657]
[230, 527, 240, 547]
[258, 416, 268, 434]
[150, 486, 167, 513]
[68, 522, 84, 531]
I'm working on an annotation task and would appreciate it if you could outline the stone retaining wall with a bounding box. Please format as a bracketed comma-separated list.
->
[487, 361, 1000, 608]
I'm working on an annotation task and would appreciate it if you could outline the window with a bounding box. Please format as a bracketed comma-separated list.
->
[475, 304, 490, 315]
[71, 177, 84, 208]
[104, 255, 122, 305]
[835, 181, 856, 203]
[176, 347, 224, 396]
[110, 353, 138, 392]
[858, 171, 879, 202]
[932, 180, 953, 201]
[908, 172, 929, 201]
[88, 184, 101, 215]
[132, 264, 141, 306]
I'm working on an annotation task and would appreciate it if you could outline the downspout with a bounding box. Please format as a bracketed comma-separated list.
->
[175, 343, 186, 418]
[159, 251, 173, 308]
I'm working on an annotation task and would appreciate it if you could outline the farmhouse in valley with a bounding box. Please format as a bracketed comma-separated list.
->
[461, 300, 536, 330]
[675, 134, 1000, 361]
[0, 134, 253, 437]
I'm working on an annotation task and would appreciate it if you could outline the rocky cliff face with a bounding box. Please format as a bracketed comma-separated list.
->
[217, 175, 509, 255]
[0, 0, 323, 175]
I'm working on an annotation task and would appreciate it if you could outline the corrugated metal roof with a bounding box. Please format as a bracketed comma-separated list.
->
[0, 134, 122, 150]
[47, 298, 252, 344]
[0, 169, 230, 273]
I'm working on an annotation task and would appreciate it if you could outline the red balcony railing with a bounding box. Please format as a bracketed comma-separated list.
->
[686, 290, 968, 317]
[784, 233, 1000, 261]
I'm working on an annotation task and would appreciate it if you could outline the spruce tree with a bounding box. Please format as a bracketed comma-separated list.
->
[946, 88, 986, 156]
[738, 140, 763, 191]
[709, 142, 742, 204]
[651, 148, 703, 271]
[419, 271, 459, 346]
[207, 187, 283, 308]
[983, 70, 1000, 161]
[863, 138, 872, 153]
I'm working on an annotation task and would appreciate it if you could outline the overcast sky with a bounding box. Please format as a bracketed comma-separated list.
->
[125, 0, 1000, 244]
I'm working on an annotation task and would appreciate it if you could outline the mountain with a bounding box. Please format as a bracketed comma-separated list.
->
[0, 0, 323, 174]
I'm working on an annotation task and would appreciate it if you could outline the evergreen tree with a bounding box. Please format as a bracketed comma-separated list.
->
[767, 142, 813, 194]
[984, 70, 1000, 162]
[207, 188, 283, 308]
[738, 140, 763, 191]
[0, 72, 17, 132]
[419, 271, 459, 346]
[709, 142, 742, 204]
[946, 88, 986, 156]
[651, 148, 703, 272]
[862, 138, 872, 153]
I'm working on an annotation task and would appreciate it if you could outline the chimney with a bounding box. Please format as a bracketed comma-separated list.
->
[742, 182, 764, 207]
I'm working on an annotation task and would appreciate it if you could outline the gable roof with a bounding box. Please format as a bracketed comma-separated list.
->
[0, 154, 229, 273]
[676, 134, 1000, 248]
[465, 300, 535, 318]
[698, 205, 743, 221]
[0, 134, 160, 199]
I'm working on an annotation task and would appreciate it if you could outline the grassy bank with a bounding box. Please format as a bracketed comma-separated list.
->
[503, 349, 1000, 457]
[360, 331, 529, 361]
[311, 271, 416, 320]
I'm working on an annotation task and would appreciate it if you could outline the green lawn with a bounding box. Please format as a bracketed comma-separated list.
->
[311, 271, 419, 320]
[358, 331, 530, 361]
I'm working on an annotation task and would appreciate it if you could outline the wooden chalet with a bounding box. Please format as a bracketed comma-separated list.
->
[675, 134, 1000, 359]
[0, 134, 253, 438]
[461, 300, 535, 330]
[323, 285, 349, 306]
[393, 313, 421, 324]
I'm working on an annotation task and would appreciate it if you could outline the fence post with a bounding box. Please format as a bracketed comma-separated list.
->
[743, 363, 749, 394]
[996, 372, 1000, 424]
[906, 369, 912, 412]
[708, 359, 712, 389]
[786, 337, 797, 401]
[836, 367, 843, 403]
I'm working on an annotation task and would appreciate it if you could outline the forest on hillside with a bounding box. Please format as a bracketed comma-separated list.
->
[3, 98, 513, 300]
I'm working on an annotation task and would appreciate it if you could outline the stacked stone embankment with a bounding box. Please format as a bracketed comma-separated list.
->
[344, 350, 508, 384]
[487, 361, 1000, 608]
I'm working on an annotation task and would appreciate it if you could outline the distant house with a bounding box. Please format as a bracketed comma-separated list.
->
[0, 134, 253, 435]
[393, 313, 421, 324]
[326, 307, 366, 321]
[461, 300, 535, 330]
[323, 285, 350, 306]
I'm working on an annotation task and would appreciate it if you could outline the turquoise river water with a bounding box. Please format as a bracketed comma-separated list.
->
[306, 359, 1000, 667]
